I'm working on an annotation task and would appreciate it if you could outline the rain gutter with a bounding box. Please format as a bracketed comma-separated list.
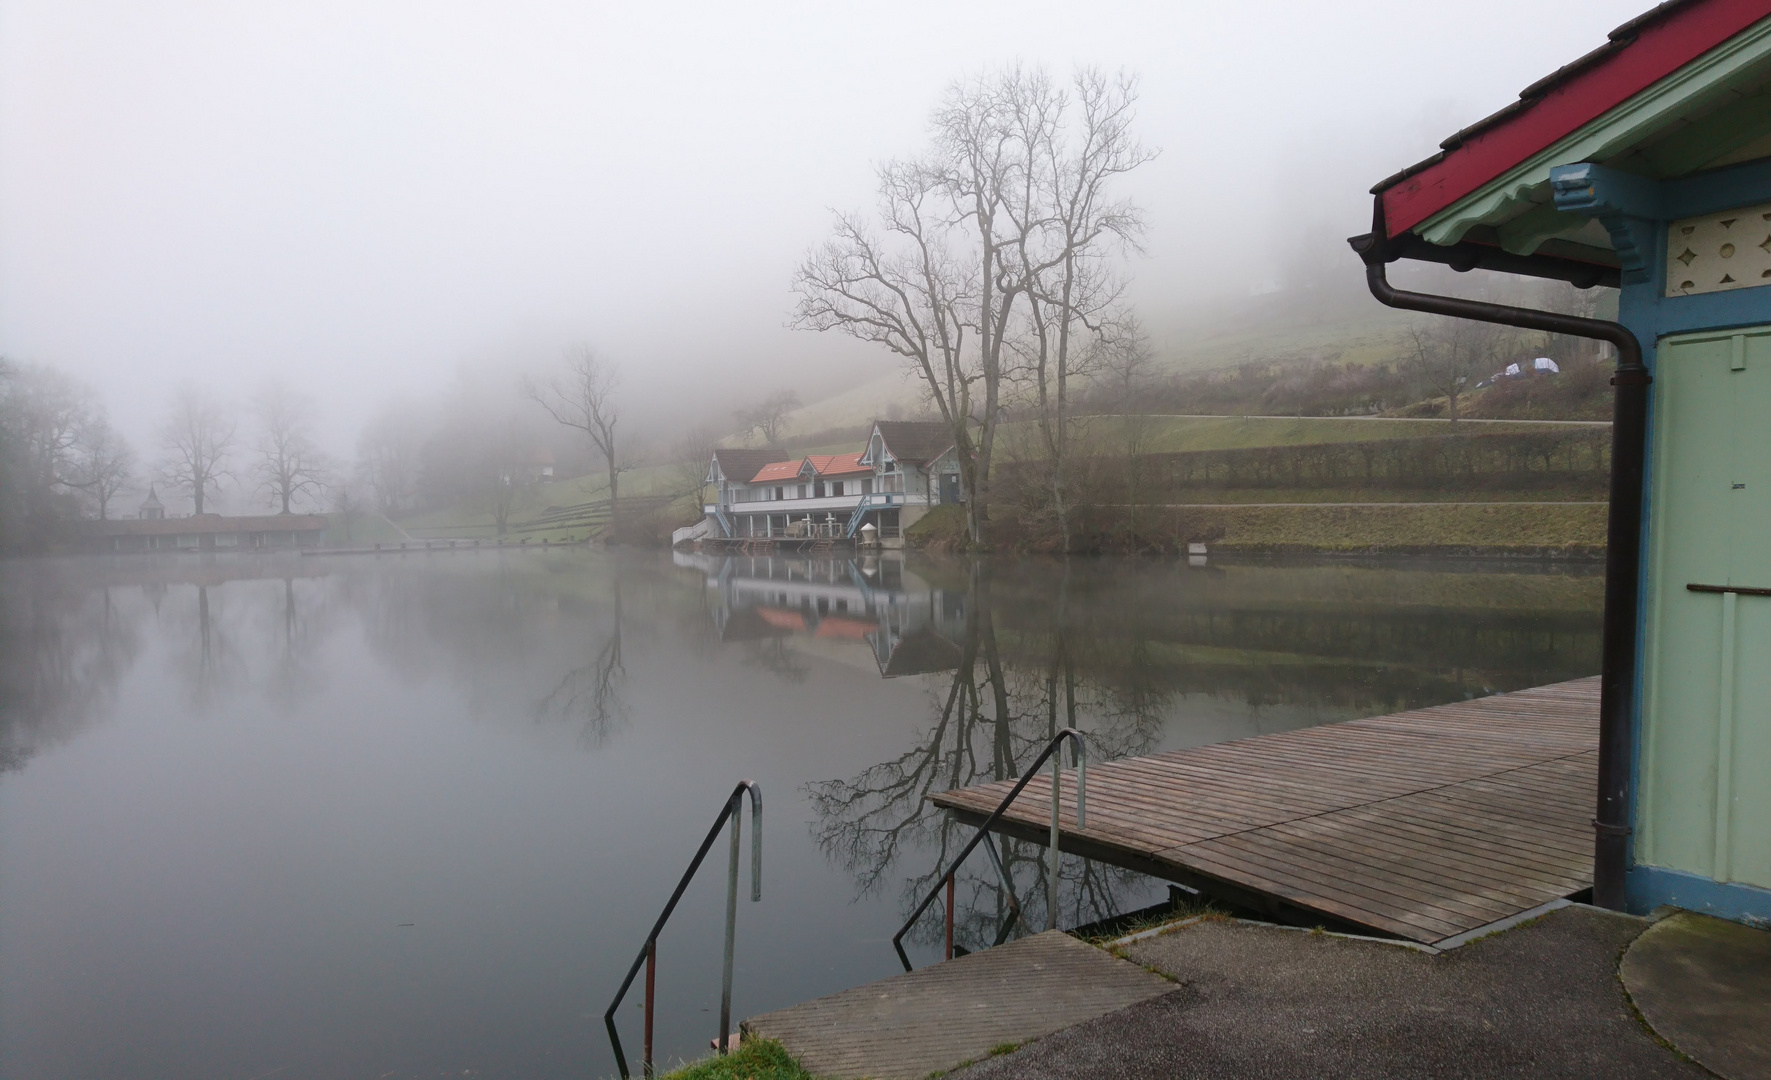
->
[1348, 203, 1646, 912]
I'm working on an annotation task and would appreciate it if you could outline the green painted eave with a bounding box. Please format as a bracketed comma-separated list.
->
[1417, 15, 1771, 255]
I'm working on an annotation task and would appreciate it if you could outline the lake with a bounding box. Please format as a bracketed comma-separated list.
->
[0, 547, 1602, 1079]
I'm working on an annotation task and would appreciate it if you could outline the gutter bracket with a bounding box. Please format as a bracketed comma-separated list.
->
[1551, 163, 1661, 285]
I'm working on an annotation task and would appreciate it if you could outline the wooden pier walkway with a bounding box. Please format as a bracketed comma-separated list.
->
[932, 678, 1601, 946]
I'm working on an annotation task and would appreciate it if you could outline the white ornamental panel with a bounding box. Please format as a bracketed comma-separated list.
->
[1665, 204, 1771, 297]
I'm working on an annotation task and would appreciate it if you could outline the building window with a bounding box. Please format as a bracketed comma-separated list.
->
[775, 486, 784, 500]
[797, 483, 806, 499]
[862, 478, 873, 495]
[831, 481, 844, 497]
[814, 481, 826, 498]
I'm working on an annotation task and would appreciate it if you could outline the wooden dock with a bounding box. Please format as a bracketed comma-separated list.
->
[931, 678, 1601, 945]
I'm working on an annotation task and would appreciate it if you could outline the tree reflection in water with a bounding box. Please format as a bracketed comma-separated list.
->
[806, 560, 1168, 954]
[532, 581, 629, 747]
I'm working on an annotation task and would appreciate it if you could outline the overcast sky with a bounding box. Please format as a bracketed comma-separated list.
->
[0, 0, 1649, 452]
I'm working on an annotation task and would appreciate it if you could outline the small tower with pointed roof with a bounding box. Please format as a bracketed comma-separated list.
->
[138, 484, 165, 521]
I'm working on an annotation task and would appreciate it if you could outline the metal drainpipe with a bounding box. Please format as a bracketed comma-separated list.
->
[1349, 211, 1647, 911]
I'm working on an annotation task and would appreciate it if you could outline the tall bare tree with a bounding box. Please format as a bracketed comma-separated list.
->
[158, 387, 235, 515]
[795, 66, 1151, 548]
[530, 346, 623, 518]
[735, 390, 800, 450]
[356, 403, 425, 513]
[794, 169, 978, 532]
[252, 383, 329, 514]
[1407, 317, 1513, 425]
[1013, 70, 1155, 550]
[68, 415, 135, 520]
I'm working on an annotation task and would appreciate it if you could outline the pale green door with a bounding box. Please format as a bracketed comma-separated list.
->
[1640, 328, 1771, 889]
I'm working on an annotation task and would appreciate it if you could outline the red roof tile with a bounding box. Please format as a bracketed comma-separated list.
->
[750, 459, 806, 483]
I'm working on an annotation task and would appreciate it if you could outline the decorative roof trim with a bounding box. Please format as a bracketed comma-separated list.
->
[1415, 15, 1771, 248]
[1377, 0, 1771, 238]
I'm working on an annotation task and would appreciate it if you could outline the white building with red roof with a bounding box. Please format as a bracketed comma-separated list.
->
[698, 420, 965, 544]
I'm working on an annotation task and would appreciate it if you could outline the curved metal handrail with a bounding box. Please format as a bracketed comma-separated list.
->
[604, 781, 761, 1078]
[891, 729, 1086, 971]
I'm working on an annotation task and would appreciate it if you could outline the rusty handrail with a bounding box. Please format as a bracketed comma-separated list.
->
[604, 781, 761, 1078]
[892, 729, 1086, 971]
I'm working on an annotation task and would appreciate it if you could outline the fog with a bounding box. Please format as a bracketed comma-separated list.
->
[1, 0, 1644, 457]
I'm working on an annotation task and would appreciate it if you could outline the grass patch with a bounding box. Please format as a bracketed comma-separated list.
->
[656, 1038, 822, 1080]
[904, 504, 968, 547]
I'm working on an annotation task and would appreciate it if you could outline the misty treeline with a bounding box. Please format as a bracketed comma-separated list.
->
[0, 360, 133, 553]
[794, 64, 1157, 552]
[0, 359, 342, 555]
[354, 348, 646, 537]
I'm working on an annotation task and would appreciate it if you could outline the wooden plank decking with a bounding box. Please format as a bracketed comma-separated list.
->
[930, 678, 1601, 945]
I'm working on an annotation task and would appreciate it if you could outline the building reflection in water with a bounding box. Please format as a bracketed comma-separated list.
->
[677, 550, 968, 679]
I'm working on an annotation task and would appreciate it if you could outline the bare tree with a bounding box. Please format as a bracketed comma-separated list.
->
[1406, 318, 1513, 425]
[529, 346, 623, 518]
[157, 387, 235, 515]
[0, 361, 104, 548]
[795, 65, 1150, 548]
[67, 415, 134, 520]
[1013, 70, 1155, 550]
[735, 389, 801, 450]
[331, 484, 358, 544]
[356, 404, 425, 514]
[794, 174, 977, 532]
[671, 425, 720, 502]
[252, 383, 329, 514]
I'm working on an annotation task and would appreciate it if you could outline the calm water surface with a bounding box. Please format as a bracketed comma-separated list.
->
[0, 548, 1602, 1079]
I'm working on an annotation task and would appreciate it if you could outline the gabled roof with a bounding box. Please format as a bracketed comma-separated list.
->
[869, 420, 954, 466]
[1368, 0, 1771, 274]
[708, 448, 778, 485]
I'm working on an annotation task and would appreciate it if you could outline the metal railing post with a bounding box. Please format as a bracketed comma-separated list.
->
[643, 940, 656, 1078]
[1048, 751, 1062, 931]
[892, 730, 1086, 970]
[717, 783, 761, 1055]
[605, 781, 761, 1079]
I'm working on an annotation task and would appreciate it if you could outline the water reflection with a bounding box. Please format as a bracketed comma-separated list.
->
[686, 551, 1603, 952]
[0, 549, 1602, 1079]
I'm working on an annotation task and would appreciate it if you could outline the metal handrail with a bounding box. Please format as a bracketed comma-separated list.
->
[604, 781, 761, 1079]
[891, 729, 1086, 971]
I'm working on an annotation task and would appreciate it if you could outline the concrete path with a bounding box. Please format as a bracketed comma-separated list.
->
[743, 931, 1175, 1080]
[955, 907, 1701, 1080]
[1623, 911, 1771, 1080]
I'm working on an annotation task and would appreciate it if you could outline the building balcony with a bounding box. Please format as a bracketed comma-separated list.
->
[706, 492, 908, 517]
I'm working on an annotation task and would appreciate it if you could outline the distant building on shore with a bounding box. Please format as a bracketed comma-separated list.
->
[83, 510, 329, 552]
[698, 419, 965, 544]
